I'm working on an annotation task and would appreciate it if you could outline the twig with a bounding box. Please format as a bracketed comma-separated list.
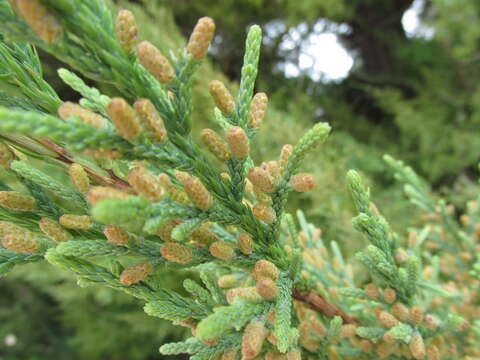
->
[292, 288, 359, 324]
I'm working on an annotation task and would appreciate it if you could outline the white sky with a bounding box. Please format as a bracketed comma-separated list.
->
[279, 0, 433, 82]
[283, 33, 353, 81]
[402, 0, 435, 39]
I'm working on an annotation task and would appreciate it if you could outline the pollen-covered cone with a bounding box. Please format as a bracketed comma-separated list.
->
[256, 277, 278, 300]
[134, 99, 168, 142]
[0, 191, 37, 211]
[184, 176, 212, 210]
[15, 0, 62, 43]
[116, 9, 138, 53]
[191, 224, 217, 246]
[248, 92, 268, 128]
[217, 275, 238, 288]
[238, 233, 253, 254]
[58, 102, 107, 129]
[128, 167, 164, 202]
[365, 283, 380, 300]
[279, 144, 293, 170]
[242, 321, 268, 360]
[200, 128, 230, 162]
[2, 232, 38, 253]
[262, 161, 281, 180]
[209, 80, 235, 114]
[174, 170, 192, 185]
[383, 288, 396, 304]
[265, 349, 289, 360]
[39, 218, 72, 242]
[409, 333, 426, 360]
[104, 225, 129, 246]
[409, 305, 424, 326]
[69, 163, 90, 193]
[221, 349, 238, 360]
[427, 345, 440, 360]
[59, 215, 92, 230]
[227, 126, 250, 159]
[391, 302, 409, 322]
[187, 17, 215, 60]
[290, 173, 315, 192]
[253, 203, 276, 223]
[340, 324, 357, 339]
[160, 242, 192, 264]
[209, 241, 235, 260]
[0, 221, 30, 238]
[158, 174, 191, 205]
[87, 186, 129, 205]
[137, 41, 174, 83]
[253, 259, 279, 280]
[157, 219, 183, 242]
[226, 287, 261, 304]
[120, 261, 153, 285]
[107, 98, 141, 141]
[248, 167, 275, 193]
[378, 311, 398, 328]
[286, 349, 301, 360]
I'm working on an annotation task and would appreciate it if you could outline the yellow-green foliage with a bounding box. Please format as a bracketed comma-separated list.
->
[0, 1, 478, 360]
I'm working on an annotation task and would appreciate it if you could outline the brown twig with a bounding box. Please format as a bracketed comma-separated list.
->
[37, 138, 131, 190]
[292, 288, 359, 324]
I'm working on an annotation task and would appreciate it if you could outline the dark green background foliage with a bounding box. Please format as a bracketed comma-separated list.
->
[0, 0, 479, 359]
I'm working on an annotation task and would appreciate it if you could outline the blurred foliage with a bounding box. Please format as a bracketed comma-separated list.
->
[1, 263, 188, 360]
[1, 0, 479, 359]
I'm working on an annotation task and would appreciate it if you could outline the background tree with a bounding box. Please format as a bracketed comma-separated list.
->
[168, 0, 480, 185]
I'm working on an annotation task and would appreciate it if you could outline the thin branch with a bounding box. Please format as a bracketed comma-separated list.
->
[292, 288, 359, 324]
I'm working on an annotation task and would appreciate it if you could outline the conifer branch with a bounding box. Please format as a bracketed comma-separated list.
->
[0, 2, 476, 358]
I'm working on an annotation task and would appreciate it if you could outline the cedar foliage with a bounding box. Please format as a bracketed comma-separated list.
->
[0, 1, 478, 359]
